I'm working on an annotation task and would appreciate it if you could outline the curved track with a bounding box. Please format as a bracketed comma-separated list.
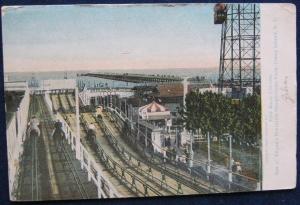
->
[70, 113, 172, 197]
[81, 112, 188, 196]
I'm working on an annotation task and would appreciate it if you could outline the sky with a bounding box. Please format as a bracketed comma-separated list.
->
[2, 4, 222, 73]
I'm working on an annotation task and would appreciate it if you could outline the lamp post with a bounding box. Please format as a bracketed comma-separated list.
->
[189, 133, 194, 168]
[223, 133, 233, 185]
[258, 137, 262, 191]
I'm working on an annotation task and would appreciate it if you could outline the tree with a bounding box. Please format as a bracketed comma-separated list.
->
[181, 91, 261, 145]
[238, 94, 261, 143]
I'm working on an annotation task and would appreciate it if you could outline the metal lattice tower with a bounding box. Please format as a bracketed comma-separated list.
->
[217, 4, 260, 96]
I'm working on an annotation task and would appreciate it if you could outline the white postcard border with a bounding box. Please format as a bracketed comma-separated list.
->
[261, 3, 297, 190]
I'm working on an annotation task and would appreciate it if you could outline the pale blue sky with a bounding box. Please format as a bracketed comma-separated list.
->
[2, 4, 221, 72]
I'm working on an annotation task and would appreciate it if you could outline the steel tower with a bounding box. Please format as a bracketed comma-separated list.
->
[215, 3, 260, 96]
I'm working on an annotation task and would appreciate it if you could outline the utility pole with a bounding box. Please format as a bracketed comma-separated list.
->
[189, 133, 194, 169]
[228, 134, 233, 187]
[137, 114, 140, 144]
[75, 87, 80, 160]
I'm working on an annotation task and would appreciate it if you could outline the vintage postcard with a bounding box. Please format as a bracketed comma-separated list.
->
[2, 3, 296, 201]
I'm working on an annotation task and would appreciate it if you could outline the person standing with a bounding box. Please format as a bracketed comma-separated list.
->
[52, 119, 65, 151]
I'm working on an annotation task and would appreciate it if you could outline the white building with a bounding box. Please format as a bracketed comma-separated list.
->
[138, 101, 173, 156]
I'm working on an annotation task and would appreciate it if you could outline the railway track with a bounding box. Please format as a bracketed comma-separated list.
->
[51, 94, 61, 113]
[36, 95, 91, 199]
[60, 140, 90, 199]
[66, 93, 76, 108]
[17, 95, 46, 200]
[31, 121, 39, 200]
[29, 95, 40, 200]
[62, 113, 135, 197]
[59, 94, 71, 112]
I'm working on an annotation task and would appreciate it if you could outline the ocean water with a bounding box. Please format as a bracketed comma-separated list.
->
[6, 68, 219, 89]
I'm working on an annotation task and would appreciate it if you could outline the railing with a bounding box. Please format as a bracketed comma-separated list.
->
[7, 114, 18, 198]
[56, 113, 121, 198]
[113, 107, 127, 121]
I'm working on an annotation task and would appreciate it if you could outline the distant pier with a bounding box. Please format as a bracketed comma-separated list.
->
[80, 72, 183, 83]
